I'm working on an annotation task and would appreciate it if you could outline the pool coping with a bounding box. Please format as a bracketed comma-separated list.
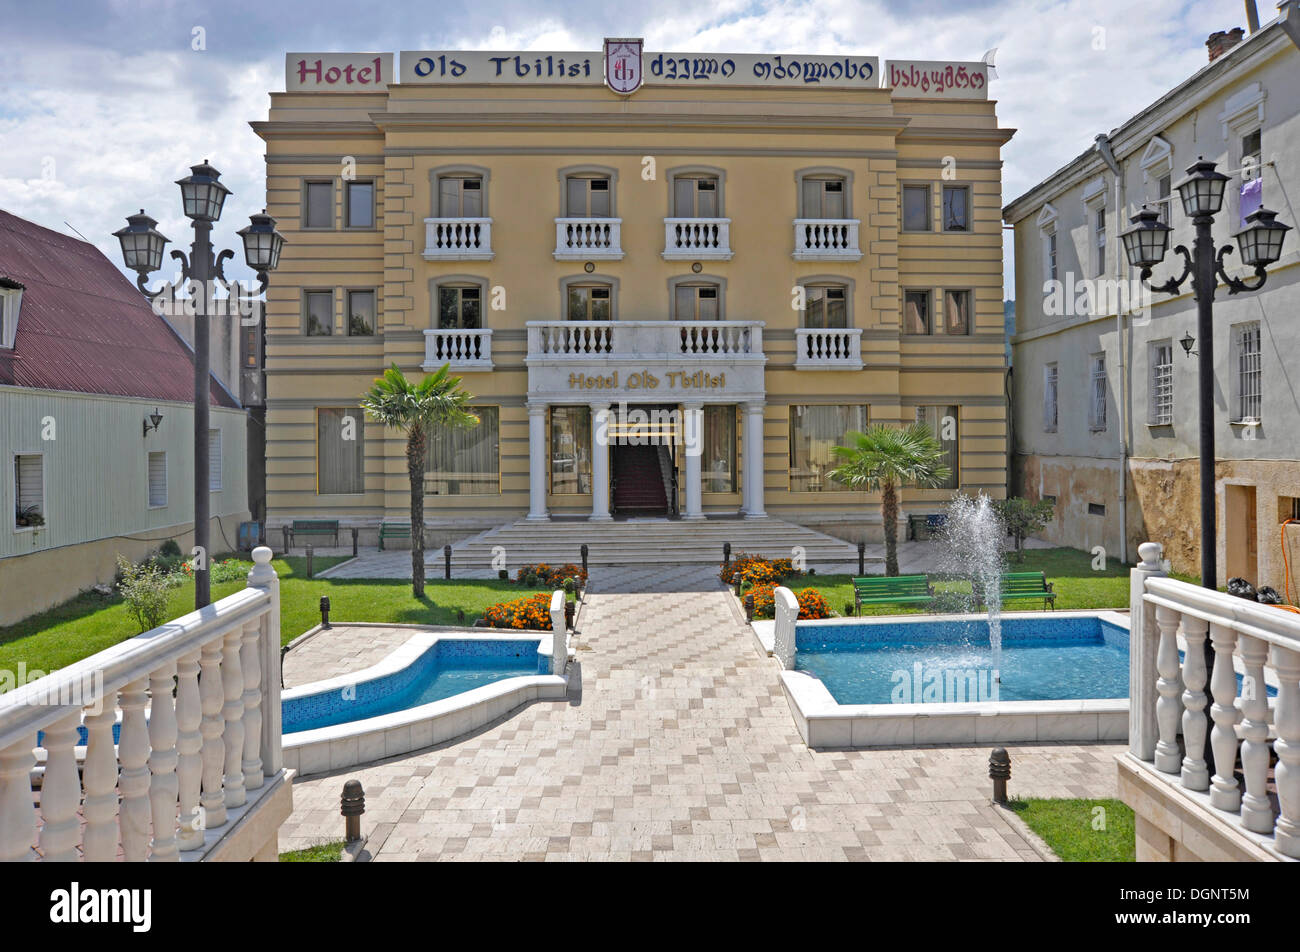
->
[282, 628, 569, 777]
[775, 609, 1132, 748]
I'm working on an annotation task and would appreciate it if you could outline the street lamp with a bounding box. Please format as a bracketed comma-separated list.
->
[115, 160, 285, 608]
[1121, 157, 1292, 591]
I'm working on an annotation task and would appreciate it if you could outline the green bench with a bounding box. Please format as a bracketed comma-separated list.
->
[853, 574, 935, 614]
[289, 519, 339, 549]
[988, 571, 1056, 610]
[378, 522, 412, 550]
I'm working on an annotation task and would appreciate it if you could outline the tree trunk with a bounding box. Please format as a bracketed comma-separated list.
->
[408, 428, 426, 598]
[881, 480, 899, 577]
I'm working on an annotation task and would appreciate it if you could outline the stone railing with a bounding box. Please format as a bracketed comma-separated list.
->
[794, 327, 863, 369]
[1126, 542, 1300, 859]
[554, 218, 624, 260]
[526, 320, 763, 359]
[549, 591, 567, 677]
[423, 328, 493, 371]
[0, 548, 289, 862]
[792, 219, 862, 260]
[662, 218, 733, 260]
[772, 586, 799, 669]
[423, 217, 494, 260]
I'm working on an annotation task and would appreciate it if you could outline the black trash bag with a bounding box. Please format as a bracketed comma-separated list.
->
[1256, 586, 1283, 605]
[1227, 577, 1257, 600]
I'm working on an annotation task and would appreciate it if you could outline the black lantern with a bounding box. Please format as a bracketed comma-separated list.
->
[175, 160, 230, 222]
[142, 408, 164, 438]
[1180, 331, 1196, 357]
[113, 211, 169, 276]
[1234, 207, 1292, 268]
[237, 210, 286, 272]
[1174, 157, 1229, 219]
[1120, 206, 1172, 270]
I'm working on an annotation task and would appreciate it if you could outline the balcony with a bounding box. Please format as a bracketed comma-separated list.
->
[793, 219, 862, 261]
[795, 327, 863, 370]
[423, 328, 493, 371]
[663, 218, 733, 260]
[423, 217, 493, 260]
[527, 320, 763, 359]
[554, 218, 624, 260]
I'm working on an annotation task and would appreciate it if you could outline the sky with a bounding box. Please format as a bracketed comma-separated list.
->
[0, 0, 1252, 297]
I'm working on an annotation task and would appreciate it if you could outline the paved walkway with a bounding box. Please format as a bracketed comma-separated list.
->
[281, 565, 1119, 861]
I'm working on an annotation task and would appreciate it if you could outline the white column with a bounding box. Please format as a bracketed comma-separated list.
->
[590, 403, 612, 521]
[527, 403, 549, 521]
[742, 402, 766, 518]
[683, 403, 704, 520]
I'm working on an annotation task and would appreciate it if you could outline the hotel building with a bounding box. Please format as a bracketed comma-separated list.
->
[252, 46, 1012, 545]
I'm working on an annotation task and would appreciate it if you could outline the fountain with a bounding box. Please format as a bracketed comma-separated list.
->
[937, 492, 1006, 680]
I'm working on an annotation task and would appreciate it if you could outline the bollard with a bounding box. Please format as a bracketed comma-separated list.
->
[306, 544, 314, 579]
[722, 542, 731, 574]
[989, 748, 1011, 804]
[282, 526, 290, 554]
[341, 780, 365, 844]
[444, 543, 452, 580]
[351, 526, 359, 558]
[580, 543, 589, 576]
[320, 595, 331, 630]
[857, 540, 866, 576]
[743, 593, 754, 623]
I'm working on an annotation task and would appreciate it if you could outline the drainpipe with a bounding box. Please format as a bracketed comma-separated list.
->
[1095, 134, 1129, 565]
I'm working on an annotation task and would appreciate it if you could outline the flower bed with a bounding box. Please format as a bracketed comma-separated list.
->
[747, 583, 832, 620]
[484, 592, 554, 630]
[719, 552, 803, 588]
[515, 563, 588, 588]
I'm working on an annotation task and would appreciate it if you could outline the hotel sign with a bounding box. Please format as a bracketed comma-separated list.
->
[884, 60, 989, 99]
[604, 38, 644, 94]
[286, 52, 393, 91]
[568, 370, 727, 391]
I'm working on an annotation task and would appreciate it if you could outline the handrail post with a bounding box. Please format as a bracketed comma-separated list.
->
[247, 546, 283, 775]
[1129, 541, 1167, 760]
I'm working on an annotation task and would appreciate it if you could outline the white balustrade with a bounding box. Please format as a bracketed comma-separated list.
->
[662, 218, 733, 259]
[0, 547, 284, 862]
[1131, 564, 1300, 859]
[792, 218, 862, 260]
[772, 587, 799, 670]
[549, 590, 567, 677]
[422, 218, 493, 260]
[423, 328, 493, 371]
[554, 218, 624, 259]
[526, 320, 763, 360]
[794, 328, 863, 369]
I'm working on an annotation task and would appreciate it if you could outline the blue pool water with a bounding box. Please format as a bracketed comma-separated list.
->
[282, 638, 545, 735]
[794, 615, 1130, 705]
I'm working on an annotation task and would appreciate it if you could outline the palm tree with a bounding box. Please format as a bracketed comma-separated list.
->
[827, 423, 951, 577]
[362, 363, 478, 597]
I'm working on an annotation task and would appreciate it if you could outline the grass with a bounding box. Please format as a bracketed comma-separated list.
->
[1006, 797, 1136, 862]
[278, 840, 346, 863]
[0, 554, 546, 685]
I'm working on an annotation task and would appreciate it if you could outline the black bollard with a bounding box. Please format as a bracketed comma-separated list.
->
[306, 544, 314, 579]
[989, 748, 1011, 804]
[444, 543, 452, 580]
[319, 595, 331, 629]
[351, 526, 359, 558]
[341, 780, 365, 843]
[857, 540, 866, 576]
[282, 525, 290, 554]
[722, 542, 731, 573]
[580, 543, 589, 576]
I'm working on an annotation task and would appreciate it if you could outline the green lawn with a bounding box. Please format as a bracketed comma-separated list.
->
[1007, 797, 1136, 862]
[279, 840, 346, 863]
[0, 555, 537, 685]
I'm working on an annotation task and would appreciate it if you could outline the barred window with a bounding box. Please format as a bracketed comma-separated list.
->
[1235, 323, 1262, 422]
[1150, 342, 1173, 425]
[1043, 364, 1058, 432]
[1089, 354, 1107, 431]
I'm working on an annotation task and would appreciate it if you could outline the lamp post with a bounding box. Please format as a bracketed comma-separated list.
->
[1121, 157, 1291, 590]
[115, 161, 285, 608]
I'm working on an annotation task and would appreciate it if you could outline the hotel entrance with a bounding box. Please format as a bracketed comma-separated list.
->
[607, 404, 680, 518]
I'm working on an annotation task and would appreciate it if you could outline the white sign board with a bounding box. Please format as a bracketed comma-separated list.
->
[884, 60, 989, 99]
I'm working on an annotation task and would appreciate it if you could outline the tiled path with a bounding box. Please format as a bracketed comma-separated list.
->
[281, 565, 1120, 860]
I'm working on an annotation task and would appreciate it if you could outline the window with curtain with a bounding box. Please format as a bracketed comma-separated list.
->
[800, 178, 845, 218]
[566, 177, 611, 217]
[903, 290, 930, 335]
[567, 284, 612, 321]
[803, 286, 847, 328]
[426, 406, 498, 495]
[549, 406, 592, 494]
[438, 176, 483, 217]
[317, 408, 365, 495]
[673, 177, 718, 217]
[914, 406, 959, 490]
[14, 453, 43, 527]
[944, 289, 971, 335]
[304, 290, 333, 336]
[674, 284, 719, 321]
[348, 290, 376, 336]
[438, 286, 481, 329]
[788, 405, 868, 492]
[703, 406, 736, 493]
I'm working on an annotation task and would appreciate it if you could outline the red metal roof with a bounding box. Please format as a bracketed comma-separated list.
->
[0, 210, 238, 408]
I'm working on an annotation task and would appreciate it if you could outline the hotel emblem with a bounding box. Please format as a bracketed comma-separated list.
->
[604, 37, 644, 94]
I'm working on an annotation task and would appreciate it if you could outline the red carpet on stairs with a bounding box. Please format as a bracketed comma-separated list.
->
[611, 444, 668, 515]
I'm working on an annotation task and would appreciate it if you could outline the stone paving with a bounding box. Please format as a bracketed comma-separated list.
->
[280, 563, 1120, 861]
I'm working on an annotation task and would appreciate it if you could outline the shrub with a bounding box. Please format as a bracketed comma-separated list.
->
[746, 584, 831, 620]
[498, 569, 509, 580]
[210, 559, 249, 583]
[484, 592, 554, 630]
[116, 555, 171, 633]
[720, 553, 804, 588]
[515, 563, 588, 587]
[843, 601, 856, 618]
[159, 539, 182, 558]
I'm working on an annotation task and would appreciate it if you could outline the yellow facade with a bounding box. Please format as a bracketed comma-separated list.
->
[253, 49, 1012, 540]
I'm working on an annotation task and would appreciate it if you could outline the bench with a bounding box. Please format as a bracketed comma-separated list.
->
[289, 519, 339, 549]
[907, 513, 947, 541]
[853, 574, 935, 614]
[378, 522, 412, 551]
[988, 571, 1056, 610]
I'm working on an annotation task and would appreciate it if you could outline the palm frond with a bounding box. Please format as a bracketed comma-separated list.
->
[826, 422, 952, 491]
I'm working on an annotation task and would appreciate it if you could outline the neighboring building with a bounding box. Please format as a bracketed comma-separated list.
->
[252, 46, 1012, 545]
[0, 210, 250, 625]
[1004, 7, 1300, 584]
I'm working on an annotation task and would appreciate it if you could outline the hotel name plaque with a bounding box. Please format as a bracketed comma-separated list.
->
[568, 370, 726, 391]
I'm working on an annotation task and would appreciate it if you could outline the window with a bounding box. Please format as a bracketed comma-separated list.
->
[915, 406, 959, 490]
[1088, 503, 1106, 516]
[903, 290, 931, 335]
[0, 282, 22, 349]
[1042, 494, 1057, 508]
[438, 176, 483, 217]
[303, 181, 333, 228]
[148, 451, 167, 508]
[208, 429, 222, 492]
[345, 181, 374, 228]
[1094, 207, 1107, 277]
[550, 406, 592, 494]
[803, 286, 847, 329]
[242, 326, 259, 368]
[703, 406, 737, 493]
[942, 185, 970, 232]
[1045, 230, 1058, 282]
[1043, 364, 1059, 432]
[943, 290, 971, 335]
[1150, 342, 1174, 425]
[902, 185, 930, 231]
[1234, 322, 1262, 422]
[436, 285, 481, 330]
[1242, 129, 1262, 177]
[673, 177, 718, 217]
[304, 290, 333, 336]
[1089, 354, 1108, 431]
[1157, 174, 1173, 225]
[13, 453, 42, 529]
[1280, 496, 1300, 522]
[316, 408, 364, 495]
[566, 177, 610, 217]
[674, 284, 719, 321]
[567, 284, 612, 321]
[788, 405, 869, 492]
[426, 406, 499, 495]
[346, 290, 376, 336]
[801, 178, 846, 219]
